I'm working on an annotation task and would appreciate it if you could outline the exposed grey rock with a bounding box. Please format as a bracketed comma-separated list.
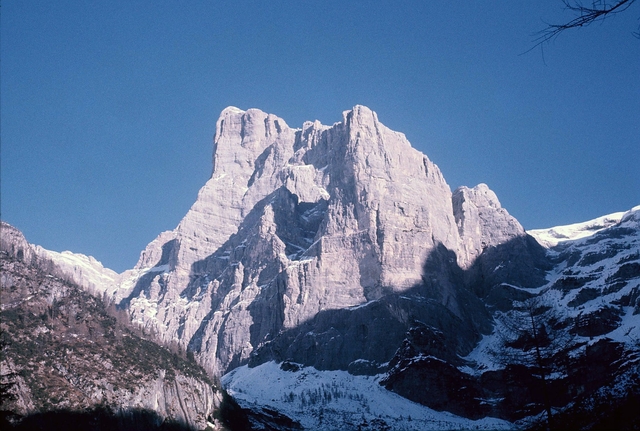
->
[452, 183, 524, 266]
[0, 222, 36, 265]
[106, 105, 493, 376]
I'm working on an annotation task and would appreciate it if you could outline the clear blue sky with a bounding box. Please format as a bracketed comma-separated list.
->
[2, 1, 639, 272]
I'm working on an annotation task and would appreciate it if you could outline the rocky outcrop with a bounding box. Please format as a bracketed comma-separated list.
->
[452, 183, 524, 265]
[452, 185, 551, 302]
[0, 223, 36, 265]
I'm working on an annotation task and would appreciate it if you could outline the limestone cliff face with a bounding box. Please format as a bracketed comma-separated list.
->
[0, 222, 37, 264]
[101, 106, 528, 376]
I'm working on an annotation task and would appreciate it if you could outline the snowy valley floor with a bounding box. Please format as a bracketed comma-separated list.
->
[222, 361, 512, 431]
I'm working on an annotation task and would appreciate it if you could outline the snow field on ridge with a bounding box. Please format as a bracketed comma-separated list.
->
[527, 206, 639, 248]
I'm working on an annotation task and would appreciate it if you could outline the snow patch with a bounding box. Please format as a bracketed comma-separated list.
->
[528, 210, 627, 248]
[222, 106, 246, 115]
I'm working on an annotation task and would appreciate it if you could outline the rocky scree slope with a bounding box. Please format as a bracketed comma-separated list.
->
[0, 222, 222, 430]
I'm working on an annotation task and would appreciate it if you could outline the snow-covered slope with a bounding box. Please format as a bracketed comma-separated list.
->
[223, 361, 511, 431]
[33, 246, 119, 295]
[459, 205, 640, 425]
[541, 205, 640, 341]
[504, 204, 640, 336]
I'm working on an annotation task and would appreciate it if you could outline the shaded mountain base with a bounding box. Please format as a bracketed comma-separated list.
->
[1, 407, 195, 431]
[215, 390, 302, 431]
[382, 335, 640, 426]
[540, 392, 640, 431]
[525, 362, 640, 431]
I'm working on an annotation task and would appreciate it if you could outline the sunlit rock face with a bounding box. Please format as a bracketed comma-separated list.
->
[86, 105, 523, 376]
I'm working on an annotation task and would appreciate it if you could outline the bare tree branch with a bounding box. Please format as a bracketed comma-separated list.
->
[529, 0, 638, 51]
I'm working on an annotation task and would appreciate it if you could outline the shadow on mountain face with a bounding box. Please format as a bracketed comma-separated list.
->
[128, 172, 551, 375]
[248, 234, 552, 373]
[181, 187, 319, 368]
[119, 239, 178, 309]
[2, 407, 196, 431]
[462, 233, 552, 309]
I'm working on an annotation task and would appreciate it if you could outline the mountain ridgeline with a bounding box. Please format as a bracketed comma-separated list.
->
[2, 106, 639, 430]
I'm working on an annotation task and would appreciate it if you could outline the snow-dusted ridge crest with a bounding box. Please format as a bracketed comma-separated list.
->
[527, 205, 640, 248]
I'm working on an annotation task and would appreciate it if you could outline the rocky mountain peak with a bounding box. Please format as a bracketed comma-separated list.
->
[213, 107, 293, 174]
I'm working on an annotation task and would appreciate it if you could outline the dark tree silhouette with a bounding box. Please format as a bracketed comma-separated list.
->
[493, 298, 577, 430]
[0, 336, 17, 408]
[533, 0, 639, 48]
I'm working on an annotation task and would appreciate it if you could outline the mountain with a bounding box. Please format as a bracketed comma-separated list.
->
[8, 105, 639, 430]
[0, 222, 223, 430]
[90, 105, 537, 379]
